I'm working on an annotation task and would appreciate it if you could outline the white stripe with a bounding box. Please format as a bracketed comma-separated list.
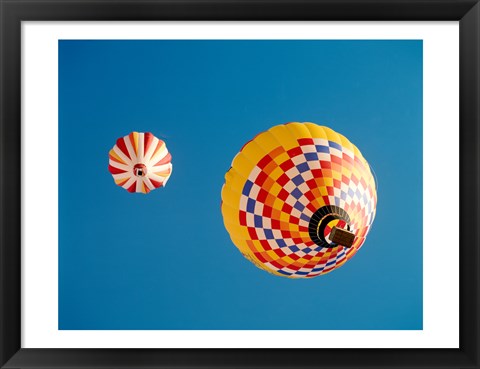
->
[109, 160, 131, 172]
[138, 133, 145, 163]
[124, 135, 138, 164]
[121, 177, 136, 190]
[149, 145, 168, 166]
[143, 136, 158, 164]
[150, 163, 172, 174]
[113, 145, 133, 166]
[112, 172, 132, 180]
[135, 178, 143, 193]
[143, 177, 155, 190]
[162, 166, 172, 186]
[149, 173, 168, 183]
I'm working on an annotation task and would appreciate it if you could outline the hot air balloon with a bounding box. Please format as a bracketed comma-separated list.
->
[108, 132, 172, 194]
[221, 122, 377, 278]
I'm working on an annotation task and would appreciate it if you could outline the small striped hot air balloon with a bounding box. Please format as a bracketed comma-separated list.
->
[221, 122, 377, 278]
[108, 132, 172, 194]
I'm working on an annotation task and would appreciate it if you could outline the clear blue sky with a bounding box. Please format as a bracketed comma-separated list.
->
[59, 40, 422, 330]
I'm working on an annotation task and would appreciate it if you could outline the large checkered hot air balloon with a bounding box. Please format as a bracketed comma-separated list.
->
[108, 132, 172, 194]
[221, 122, 377, 278]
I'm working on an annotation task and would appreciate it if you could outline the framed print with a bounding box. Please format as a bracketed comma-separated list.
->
[1, 1, 479, 368]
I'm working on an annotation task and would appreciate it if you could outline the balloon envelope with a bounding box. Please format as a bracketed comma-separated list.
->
[108, 132, 172, 194]
[221, 122, 377, 278]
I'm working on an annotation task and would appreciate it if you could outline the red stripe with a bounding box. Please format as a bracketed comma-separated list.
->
[248, 227, 258, 240]
[320, 160, 331, 169]
[342, 153, 354, 164]
[292, 237, 303, 244]
[271, 249, 284, 258]
[288, 253, 300, 262]
[257, 188, 268, 203]
[271, 219, 280, 229]
[108, 165, 127, 175]
[154, 152, 172, 166]
[306, 203, 317, 213]
[298, 138, 314, 145]
[143, 132, 155, 154]
[259, 239, 272, 251]
[287, 146, 302, 157]
[127, 181, 137, 193]
[254, 171, 268, 186]
[280, 159, 294, 172]
[255, 252, 268, 264]
[257, 155, 272, 169]
[311, 169, 322, 178]
[289, 253, 300, 261]
[116, 137, 131, 159]
[306, 179, 317, 190]
[128, 133, 137, 155]
[149, 178, 164, 188]
[287, 263, 301, 271]
[289, 215, 300, 225]
[305, 190, 316, 202]
[354, 156, 365, 168]
[262, 205, 272, 218]
[276, 173, 289, 186]
[331, 155, 342, 165]
[277, 188, 289, 201]
[239, 211, 247, 226]
[281, 230, 292, 238]
[270, 260, 283, 269]
[281, 202, 293, 214]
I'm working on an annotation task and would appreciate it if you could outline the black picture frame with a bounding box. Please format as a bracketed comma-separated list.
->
[1, 1, 479, 368]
